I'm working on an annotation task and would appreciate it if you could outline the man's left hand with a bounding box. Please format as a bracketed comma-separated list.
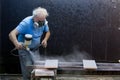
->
[41, 39, 47, 48]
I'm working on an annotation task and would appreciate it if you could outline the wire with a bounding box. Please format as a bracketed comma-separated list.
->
[10, 44, 42, 56]
[31, 44, 42, 51]
[10, 48, 20, 56]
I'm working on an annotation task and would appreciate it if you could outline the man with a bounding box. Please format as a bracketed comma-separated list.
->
[9, 7, 50, 80]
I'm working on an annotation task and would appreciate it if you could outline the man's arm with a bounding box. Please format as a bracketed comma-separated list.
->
[41, 31, 50, 47]
[44, 31, 50, 41]
[9, 29, 23, 49]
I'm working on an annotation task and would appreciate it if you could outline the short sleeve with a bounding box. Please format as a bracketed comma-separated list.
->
[16, 21, 27, 34]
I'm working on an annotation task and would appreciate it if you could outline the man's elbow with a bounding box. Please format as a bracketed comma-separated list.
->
[8, 31, 12, 39]
[8, 29, 17, 39]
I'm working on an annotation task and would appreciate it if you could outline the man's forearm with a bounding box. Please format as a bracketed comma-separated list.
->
[9, 29, 19, 47]
[44, 31, 50, 41]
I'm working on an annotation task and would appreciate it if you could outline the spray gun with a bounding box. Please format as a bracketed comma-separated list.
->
[10, 34, 32, 56]
[24, 34, 43, 51]
[10, 34, 42, 56]
[24, 34, 32, 51]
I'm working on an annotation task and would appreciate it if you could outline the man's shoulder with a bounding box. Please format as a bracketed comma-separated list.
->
[17, 16, 33, 28]
[23, 16, 33, 21]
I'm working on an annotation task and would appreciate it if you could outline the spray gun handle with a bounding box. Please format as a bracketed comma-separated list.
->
[22, 43, 30, 51]
[18, 42, 30, 51]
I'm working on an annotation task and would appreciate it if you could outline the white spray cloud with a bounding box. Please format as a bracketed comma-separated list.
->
[38, 45, 92, 62]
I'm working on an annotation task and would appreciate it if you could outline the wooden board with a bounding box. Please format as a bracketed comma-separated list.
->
[34, 69, 54, 76]
[44, 60, 58, 69]
[83, 60, 97, 70]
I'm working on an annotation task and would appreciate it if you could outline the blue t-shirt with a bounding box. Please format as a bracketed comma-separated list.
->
[16, 16, 49, 48]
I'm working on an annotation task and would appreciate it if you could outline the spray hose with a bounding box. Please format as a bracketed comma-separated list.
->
[10, 44, 42, 56]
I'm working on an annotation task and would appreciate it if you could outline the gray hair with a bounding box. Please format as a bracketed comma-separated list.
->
[32, 7, 49, 17]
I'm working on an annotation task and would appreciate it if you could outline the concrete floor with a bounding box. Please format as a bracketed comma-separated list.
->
[57, 75, 120, 80]
[0, 74, 120, 80]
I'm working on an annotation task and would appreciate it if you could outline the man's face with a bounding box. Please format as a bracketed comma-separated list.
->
[34, 15, 46, 27]
[35, 15, 46, 22]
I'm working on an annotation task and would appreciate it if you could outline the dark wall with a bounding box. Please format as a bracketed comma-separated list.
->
[1, 0, 120, 73]
[0, 0, 2, 73]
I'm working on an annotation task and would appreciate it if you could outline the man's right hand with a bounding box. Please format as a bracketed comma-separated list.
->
[15, 42, 24, 50]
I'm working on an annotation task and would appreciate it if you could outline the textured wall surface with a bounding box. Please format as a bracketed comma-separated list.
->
[1, 0, 120, 73]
